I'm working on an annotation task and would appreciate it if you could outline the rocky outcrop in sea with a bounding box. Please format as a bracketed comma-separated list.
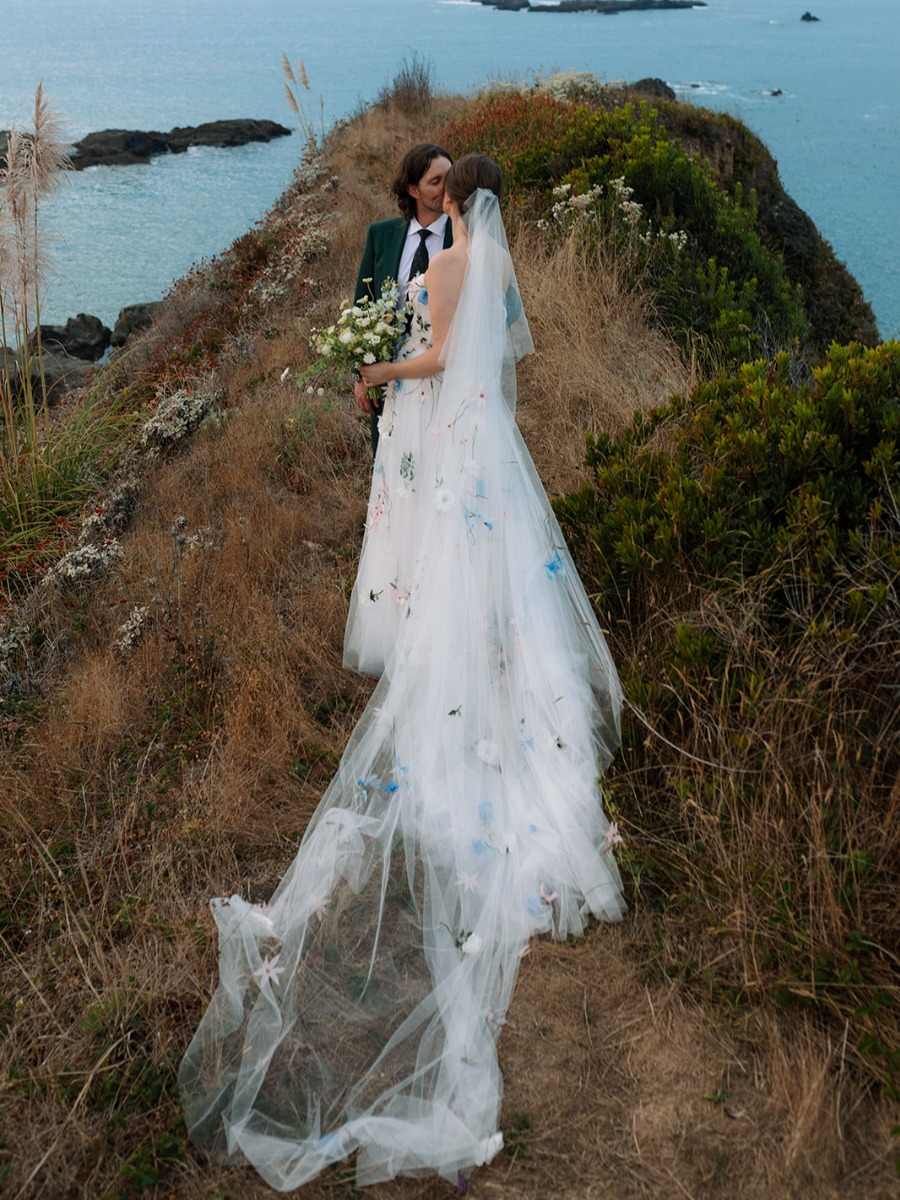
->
[476, 0, 706, 12]
[4, 302, 167, 399]
[0, 119, 291, 171]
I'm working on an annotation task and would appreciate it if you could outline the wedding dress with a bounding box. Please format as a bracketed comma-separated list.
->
[180, 191, 625, 1190]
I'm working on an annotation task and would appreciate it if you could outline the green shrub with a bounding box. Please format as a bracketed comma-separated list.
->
[558, 341, 899, 627]
[443, 96, 809, 370]
[556, 342, 899, 1087]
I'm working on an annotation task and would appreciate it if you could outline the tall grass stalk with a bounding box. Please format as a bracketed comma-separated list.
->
[280, 52, 323, 148]
[0, 86, 139, 583]
[0, 85, 72, 539]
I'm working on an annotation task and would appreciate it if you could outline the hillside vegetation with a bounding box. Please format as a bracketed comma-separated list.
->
[1, 73, 896, 1199]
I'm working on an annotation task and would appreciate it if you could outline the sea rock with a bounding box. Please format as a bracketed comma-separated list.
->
[40, 348, 95, 395]
[31, 313, 111, 361]
[111, 302, 165, 347]
[0, 346, 94, 402]
[70, 119, 291, 169]
[164, 119, 293, 153]
[625, 77, 677, 101]
[71, 129, 169, 168]
[801, 12, 820, 21]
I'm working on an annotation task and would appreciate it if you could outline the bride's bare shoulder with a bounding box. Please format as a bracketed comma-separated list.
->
[425, 246, 467, 291]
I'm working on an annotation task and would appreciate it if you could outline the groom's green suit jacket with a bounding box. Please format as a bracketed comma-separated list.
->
[354, 216, 453, 304]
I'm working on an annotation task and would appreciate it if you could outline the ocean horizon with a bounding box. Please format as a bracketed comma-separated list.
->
[1, 0, 897, 339]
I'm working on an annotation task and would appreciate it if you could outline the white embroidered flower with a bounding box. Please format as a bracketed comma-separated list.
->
[477, 1132, 504, 1164]
[362, 352, 376, 364]
[461, 933, 483, 956]
[475, 739, 500, 768]
[433, 487, 455, 512]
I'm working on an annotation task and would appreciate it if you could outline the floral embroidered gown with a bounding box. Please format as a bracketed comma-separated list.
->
[180, 263, 624, 1190]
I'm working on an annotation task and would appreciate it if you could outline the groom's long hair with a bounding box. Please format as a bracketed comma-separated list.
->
[392, 143, 453, 221]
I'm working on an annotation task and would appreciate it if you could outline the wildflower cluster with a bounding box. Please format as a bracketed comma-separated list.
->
[240, 149, 334, 315]
[170, 513, 214, 554]
[533, 70, 612, 106]
[113, 605, 151, 657]
[139, 389, 212, 454]
[307, 279, 411, 381]
[538, 177, 689, 256]
[0, 621, 31, 688]
[78, 474, 141, 545]
[42, 539, 124, 589]
[536, 181, 604, 233]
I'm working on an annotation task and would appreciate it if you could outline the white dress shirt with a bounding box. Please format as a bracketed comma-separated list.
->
[397, 214, 449, 299]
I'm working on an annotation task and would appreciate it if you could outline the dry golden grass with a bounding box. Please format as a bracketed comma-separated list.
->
[513, 222, 695, 496]
[0, 88, 896, 1200]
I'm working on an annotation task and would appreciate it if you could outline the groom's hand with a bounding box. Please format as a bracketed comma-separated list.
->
[354, 379, 378, 414]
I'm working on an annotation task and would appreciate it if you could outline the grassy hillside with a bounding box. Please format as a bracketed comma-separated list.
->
[1, 74, 896, 1199]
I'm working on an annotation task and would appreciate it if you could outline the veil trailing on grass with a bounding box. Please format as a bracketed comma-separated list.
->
[179, 188, 624, 1190]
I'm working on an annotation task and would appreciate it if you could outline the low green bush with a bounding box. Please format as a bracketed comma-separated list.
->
[556, 341, 899, 1089]
[443, 96, 809, 370]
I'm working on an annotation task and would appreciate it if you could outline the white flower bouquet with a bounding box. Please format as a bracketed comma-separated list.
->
[305, 278, 411, 397]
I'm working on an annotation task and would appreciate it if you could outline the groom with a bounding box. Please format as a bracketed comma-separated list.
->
[353, 142, 453, 451]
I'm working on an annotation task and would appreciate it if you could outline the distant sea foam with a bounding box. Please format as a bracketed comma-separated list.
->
[1, 0, 896, 338]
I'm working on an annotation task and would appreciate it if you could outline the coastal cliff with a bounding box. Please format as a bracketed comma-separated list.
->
[0, 74, 895, 1200]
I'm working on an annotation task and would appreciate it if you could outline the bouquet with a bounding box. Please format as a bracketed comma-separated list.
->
[306, 278, 410, 398]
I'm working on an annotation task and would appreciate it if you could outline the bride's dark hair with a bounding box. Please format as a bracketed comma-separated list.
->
[444, 154, 504, 209]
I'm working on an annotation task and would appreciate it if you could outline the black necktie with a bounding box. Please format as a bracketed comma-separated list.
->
[409, 228, 431, 279]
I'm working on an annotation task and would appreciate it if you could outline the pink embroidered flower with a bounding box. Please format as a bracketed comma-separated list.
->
[253, 955, 285, 988]
[604, 822, 623, 851]
[539, 882, 559, 904]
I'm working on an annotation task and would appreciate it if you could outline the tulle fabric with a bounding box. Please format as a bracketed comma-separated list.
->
[179, 191, 625, 1190]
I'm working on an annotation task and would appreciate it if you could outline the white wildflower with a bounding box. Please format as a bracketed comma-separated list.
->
[43, 540, 124, 588]
[114, 606, 151, 656]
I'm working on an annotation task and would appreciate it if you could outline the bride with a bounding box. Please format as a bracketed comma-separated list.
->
[179, 155, 625, 1191]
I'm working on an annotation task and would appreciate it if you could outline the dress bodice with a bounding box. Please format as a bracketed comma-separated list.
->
[396, 273, 432, 363]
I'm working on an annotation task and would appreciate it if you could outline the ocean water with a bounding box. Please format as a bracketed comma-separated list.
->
[1, 0, 897, 338]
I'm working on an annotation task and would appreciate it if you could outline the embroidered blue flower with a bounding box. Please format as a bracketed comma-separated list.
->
[317, 1132, 344, 1157]
[544, 552, 566, 580]
[381, 779, 399, 794]
[519, 736, 535, 751]
[472, 838, 487, 857]
[527, 895, 544, 917]
[529, 823, 539, 834]
[419, 288, 428, 304]
[478, 801, 493, 823]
